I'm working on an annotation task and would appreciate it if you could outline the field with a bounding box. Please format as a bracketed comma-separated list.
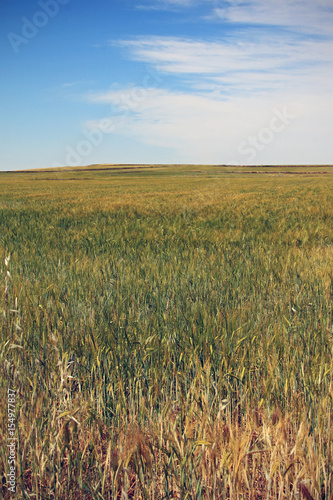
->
[0, 164, 333, 499]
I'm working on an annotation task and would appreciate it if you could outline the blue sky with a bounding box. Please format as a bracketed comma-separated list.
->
[1, 0, 333, 170]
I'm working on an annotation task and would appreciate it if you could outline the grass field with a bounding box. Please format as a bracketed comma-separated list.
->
[0, 165, 332, 499]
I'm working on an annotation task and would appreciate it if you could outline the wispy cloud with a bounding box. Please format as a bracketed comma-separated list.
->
[85, 86, 333, 164]
[113, 35, 333, 95]
[213, 0, 333, 35]
[137, 0, 333, 36]
[85, 0, 333, 164]
[127, 0, 333, 97]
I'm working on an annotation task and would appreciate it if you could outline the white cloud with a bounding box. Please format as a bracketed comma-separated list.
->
[213, 0, 333, 35]
[85, 86, 333, 164]
[86, 0, 333, 164]
[114, 35, 333, 95]
[137, 0, 333, 36]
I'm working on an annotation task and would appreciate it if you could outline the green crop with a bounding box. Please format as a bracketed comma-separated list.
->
[0, 165, 332, 499]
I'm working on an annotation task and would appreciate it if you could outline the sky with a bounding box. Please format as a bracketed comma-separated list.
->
[1, 0, 333, 170]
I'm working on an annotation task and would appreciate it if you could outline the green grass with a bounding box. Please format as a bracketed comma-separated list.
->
[0, 165, 332, 499]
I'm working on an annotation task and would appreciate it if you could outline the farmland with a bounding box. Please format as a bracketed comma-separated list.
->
[0, 164, 333, 499]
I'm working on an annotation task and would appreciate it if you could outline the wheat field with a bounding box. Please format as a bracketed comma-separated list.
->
[0, 165, 332, 499]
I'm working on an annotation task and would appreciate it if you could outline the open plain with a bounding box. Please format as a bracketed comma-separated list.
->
[1, 164, 333, 499]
